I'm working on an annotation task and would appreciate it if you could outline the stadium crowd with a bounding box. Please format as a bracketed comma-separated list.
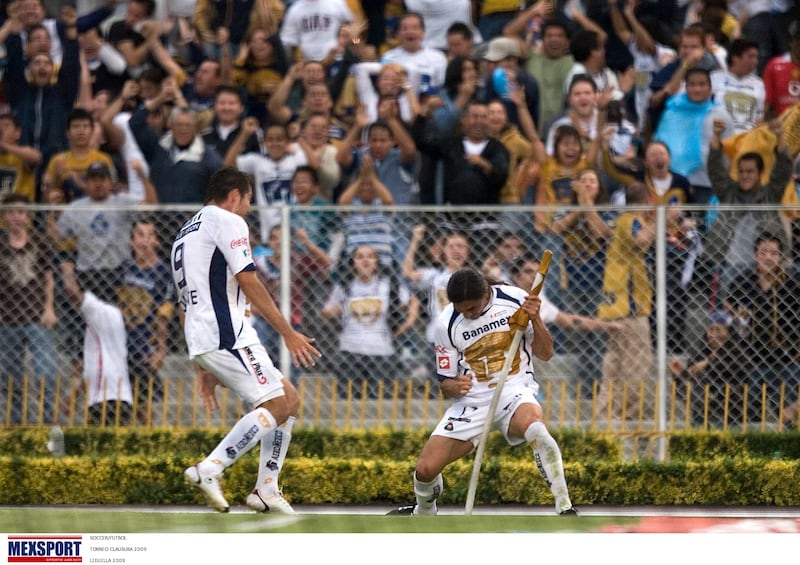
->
[1, 0, 800, 429]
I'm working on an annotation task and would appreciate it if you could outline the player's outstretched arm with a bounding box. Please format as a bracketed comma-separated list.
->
[236, 270, 321, 367]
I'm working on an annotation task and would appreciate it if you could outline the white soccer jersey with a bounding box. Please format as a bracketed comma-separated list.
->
[381, 46, 448, 95]
[81, 292, 132, 406]
[280, 0, 354, 61]
[324, 276, 410, 356]
[433, 284, 539, 405]
[719, 72, 765, 134]
[236, 151, 308, 241]
[171, 205, 260, 358]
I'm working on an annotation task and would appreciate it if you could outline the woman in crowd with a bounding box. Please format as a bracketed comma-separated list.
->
[322, 244, 419, 398]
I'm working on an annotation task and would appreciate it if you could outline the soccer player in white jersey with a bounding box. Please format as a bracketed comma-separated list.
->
[388, 267, 576, 516]
[172, 167, 320, 513]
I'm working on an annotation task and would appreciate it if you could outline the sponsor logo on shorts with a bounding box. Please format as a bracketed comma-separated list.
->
[434, 344, 447, 354]
[438, 356, 450, 369]
[244, 346, 267, 384]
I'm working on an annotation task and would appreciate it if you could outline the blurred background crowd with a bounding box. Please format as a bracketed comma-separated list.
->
[1, 0, 800, 430]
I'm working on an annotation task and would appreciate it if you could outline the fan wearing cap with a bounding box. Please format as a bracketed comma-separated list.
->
[479, 36, 540, 132]
[762, 20, 800, 120]
[667, 309, 748, 428]
[48, 159, 157, 302]
[381, 12, 448, 97]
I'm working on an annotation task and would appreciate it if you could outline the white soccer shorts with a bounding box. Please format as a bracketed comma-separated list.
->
[195, 343, 286, 408]
[431, 381, 541, 447]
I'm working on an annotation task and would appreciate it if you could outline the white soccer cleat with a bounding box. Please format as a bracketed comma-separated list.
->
[184, 465, 230, 513]
[245, 488, 297, 514]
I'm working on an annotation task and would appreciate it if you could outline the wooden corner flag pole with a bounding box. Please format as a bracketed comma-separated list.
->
[464, 250, 552, 516]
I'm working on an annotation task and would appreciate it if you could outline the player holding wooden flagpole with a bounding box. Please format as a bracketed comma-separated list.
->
[464, 250, 552, 515]
[388, 259, 576, 516]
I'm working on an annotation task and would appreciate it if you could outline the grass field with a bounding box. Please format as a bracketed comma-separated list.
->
[0, 506, 631, 533]
[3, 507, 798, 565]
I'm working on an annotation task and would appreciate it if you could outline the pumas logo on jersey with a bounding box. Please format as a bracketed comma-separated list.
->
[230, 237, 248, 249]
[438, 356, 450, 369]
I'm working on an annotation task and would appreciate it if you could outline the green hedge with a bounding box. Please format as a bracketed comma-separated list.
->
[1, 454, 798, 506]
[668, 431, 800, 460]
[2, 428, 798, 507]
[0, 427, 623, 461]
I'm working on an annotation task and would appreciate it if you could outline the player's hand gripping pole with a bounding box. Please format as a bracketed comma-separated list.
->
[464, 250, 552, 516]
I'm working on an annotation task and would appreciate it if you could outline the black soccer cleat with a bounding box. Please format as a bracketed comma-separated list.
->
[386, 505, 416, 516]
[558, 506, 579, 516]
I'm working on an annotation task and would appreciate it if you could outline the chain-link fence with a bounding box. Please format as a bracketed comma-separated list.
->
[1, 202, 799, 433]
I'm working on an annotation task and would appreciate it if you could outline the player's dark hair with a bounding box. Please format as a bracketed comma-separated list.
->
[205, 167, 253, 204]
[447, 267, 488, 303]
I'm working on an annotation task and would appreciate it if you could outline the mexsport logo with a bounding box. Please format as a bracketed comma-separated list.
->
[7, 535, 83, 562]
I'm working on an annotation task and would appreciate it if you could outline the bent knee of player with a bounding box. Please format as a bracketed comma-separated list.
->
[281, 379, 300, 416]
[510, 402, 544, 436]
[414, 459, 441, 483]
[259, 395, 291, 426]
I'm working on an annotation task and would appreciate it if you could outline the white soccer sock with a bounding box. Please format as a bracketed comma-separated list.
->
[255, 415, 295, 494]
[525, 421, 572, 513]
[413, 471, 442, 515]
[202, 407, 277, 474]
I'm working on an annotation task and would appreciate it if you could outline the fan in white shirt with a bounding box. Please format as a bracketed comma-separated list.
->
[381, 12, 448, 95]
[719, 38, 765, 134]
[403, 0, 481, 51]
[280, 0, 355, 61]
